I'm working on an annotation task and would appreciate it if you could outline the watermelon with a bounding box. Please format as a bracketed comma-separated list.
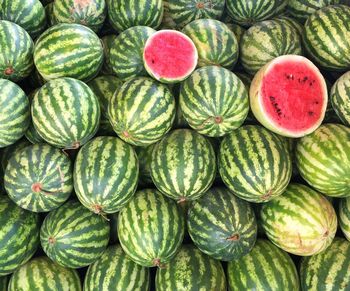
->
[53, 0, 106, 32]
[0, 79, 30, 148]
[4, 143, 73, 212]
[296, 124, 350, 197]
[226, 0, 288, 26]
[219, 125, 292, 203]
[182, 19, 238, 69]
[179, 66, 249, 137]
[227, 239, 299, 291]
[261, 183, 337, 256]
[303, 4, 350, 70]
[87, 75, 122, 135]
[0, 139, 31, 172]
[135, 143, 156, 187]
[330, 71, 350, 126]
[118, 189, 184, 267]
[34, 23, 104, 81]
[240, 19, 302, 75]
[0, 195, 40, 276]
[8, 257, 81, 291]
[25, 90, 45, 144]
[274, 15, 304, 35]
[187, 187, 257, 261]
[156, 244, 226, 291]
[107, 0, 163, 32]
[108, 77, 175, 146]
[110, 26, 156, 81]
[84, 245, 150, 291]
[74, 136, 139, 214]
[45, 2, 58, 27]
[32, 77, 100, 149]
[161, 0, 225, 29]
[0, 20, 34, 81]
[300, 238, 350, 290]
[225, 22, 246, 45]
[150, 129, 216, 202]
[143, 30, 198, 83]
[250, 55, 328, 137]
[100, 35, 117, 75]
[340, 197, 350, 241]
[0, 0, 46, 38]
[0, 276, 8, 291]
[40, 200, 110, 268]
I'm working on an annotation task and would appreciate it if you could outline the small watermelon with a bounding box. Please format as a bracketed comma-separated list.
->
[84, 245, 150, 291]
[261, 183, 337, 256]
[330, 71, 350, 126]
[118, 189, 184, 267]
[339, 197, 350, 241]
[250, 55, 328, 137]
[40, 200, 110, 268]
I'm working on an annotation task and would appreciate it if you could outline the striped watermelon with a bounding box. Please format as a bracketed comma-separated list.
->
[32, 77, 100, 149]
[240, 19, 302, 75]
[34, 23, 104, 81]
[0, 276, 8, 291]
[25, 90, 44, 144]
[303, 5, 350, 70]
[74, 136, 139, 214]
[150, 129, 216, 202]
[100, 35, 117, 75]
[108, 77, 175, 146]
[219, 125, 292, 203]
[340, 197, 350, 241]
[84, 245, 150, 291]
[4, 143, 73, 212]
[300, 238, 350, 290]
[109, 26, 156, 80]
[87, 75, 122, 135]
[182, 19, 238, 68]
[261, 183, 337, 256]
[226, 22, 246, 44]
[179, 66, 249, 137]
[45, 3, 58, 27]
[156, 244, 226, 291]
[0, 139, 31, 172]
[296, 124, 350, 197]
[53, 0, 106, 32]
[0, 20, 34, 81]
[330, 71, 350, 126]
[107, 0, 163, 32]
[118, 189, 184, 267]
[227, 239, 299, 291]
[136, 143, 156, 187]
[8, 257, 81, 291]
[0, 0, 46, 38]
[274, 15, 304, 35]
[0, 79, 30, 148]
[188, 187, 257, 261]
[226, 0, 288, 26]
[40, 199, 110, 268]
[0, 195, 40, 276]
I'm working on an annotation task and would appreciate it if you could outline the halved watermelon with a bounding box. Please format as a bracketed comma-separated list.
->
[143, 30, 198, 83]
[250, 55, 328, 138]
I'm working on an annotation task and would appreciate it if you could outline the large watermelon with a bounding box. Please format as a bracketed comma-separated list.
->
[32, 77, 100, 149]
[74, 136, 139, 214]
[4, 143, 73, 212]
[300, 238, 350, 290]
[151, 129, 216, 202]
[261, 183, 337, 256]
[303, 4, 350, 70]
[339, 197, 350, 241]
[108, 77, 175, 146]
[296, 123, 350, 197]
[40, 200, 110, 268]
[330, 71, 350, 126]
[84, 245, 150, 291]
[156, 244, 226, 291]
[187, 187, 257, 261]
[8, 256, 81, 291]
[227, 239, 299, 291]
[0, 79, 30, 148]
[34, 23, 104, 81]
[179, 66, 249, 137]
[0, 20, 34, 81]
[0, 195, 40, 276]
[218, 125, 292, 203]
[118, 189, 184, 267]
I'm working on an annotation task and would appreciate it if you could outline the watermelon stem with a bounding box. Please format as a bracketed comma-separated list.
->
[4, 66, 14, 75]
[153, 258, 166, 269]
[226, 234, 240, 241]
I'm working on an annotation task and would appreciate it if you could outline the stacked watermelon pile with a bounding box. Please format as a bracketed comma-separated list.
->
[1, 0, 350, 290]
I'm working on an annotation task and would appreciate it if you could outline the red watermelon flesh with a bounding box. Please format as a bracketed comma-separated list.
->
[143, 30, 198, 83]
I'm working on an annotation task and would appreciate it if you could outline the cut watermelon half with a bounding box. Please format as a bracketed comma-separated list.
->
[250, 55, 328, 138]
[143, 30, 198, 83]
